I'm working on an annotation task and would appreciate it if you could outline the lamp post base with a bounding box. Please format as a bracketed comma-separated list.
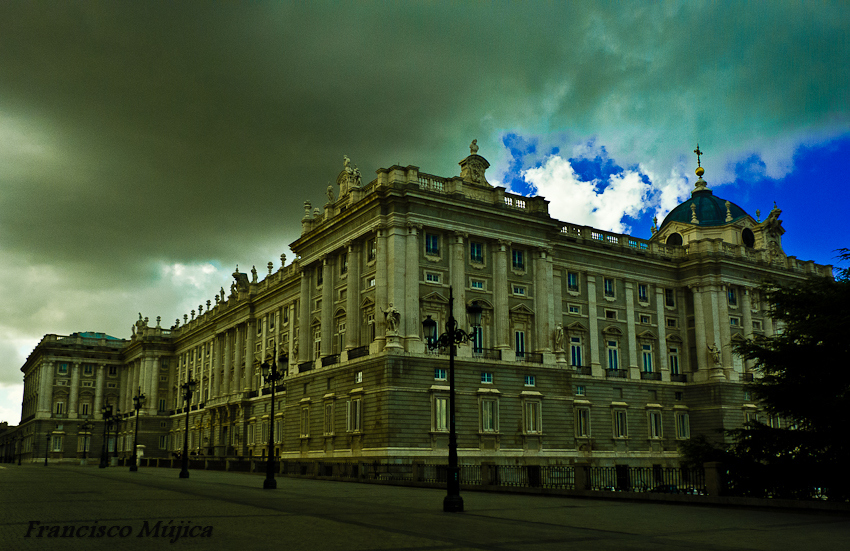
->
[443, 494, 464, 513]
[263, 477, 277, 489]
[179, 469, 189, 479]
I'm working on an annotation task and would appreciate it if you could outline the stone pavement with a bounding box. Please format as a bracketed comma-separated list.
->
[1, 463, 848, 551]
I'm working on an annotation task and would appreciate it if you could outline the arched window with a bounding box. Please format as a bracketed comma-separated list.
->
[666, 233, 683, 246]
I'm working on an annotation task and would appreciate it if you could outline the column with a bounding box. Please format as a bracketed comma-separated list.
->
[214, 334, 223, 398]
[742, 288, 754, 374]
[404, 224, 421, 348]
[298, 268, 311, 363]
[655, 287, 669, 381]
[345, 243, 361, 350]
[320, 257, 333, 357]
[233, 325, 243, 395]
[94, 365, 105, 418]
[149, 357, 160, 414]
[587, 275, 602, 376]
[718, 285, 733, 378]
[625, 282, 638, 379]
[691, 285, 709, 377]
[375, 227, 388, 346]
[533, 249, 553, 353]
[709, 284, 725, 381]
[222, 331, 231, 396]
[494, 240, 510, 350]
[69, 362, 81, 419]
[245, 320, 255, 391]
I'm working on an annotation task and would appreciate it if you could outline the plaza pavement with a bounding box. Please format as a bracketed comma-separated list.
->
[1, 463, 848, 551]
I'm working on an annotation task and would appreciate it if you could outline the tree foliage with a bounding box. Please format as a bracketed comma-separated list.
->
[682, 250, 850, 500]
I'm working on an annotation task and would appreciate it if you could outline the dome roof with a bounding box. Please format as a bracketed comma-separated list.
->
[659, 188, 749, 229]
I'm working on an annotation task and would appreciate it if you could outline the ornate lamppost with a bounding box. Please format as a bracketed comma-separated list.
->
[422, 287, 482, 513]
[179, 378, 197, 479]
[99, 404, 114, 468]
[79, 420, 94, 466]
[261, 345, 286, 489]
[130, 387, 146, 472]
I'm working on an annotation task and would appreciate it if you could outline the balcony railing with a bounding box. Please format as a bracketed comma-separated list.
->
[670, 373, 687, 383]
[640, 371, 662, 381]
[321, 354, 339, 367]
[298, 362, 313, 373]
[573, 365, 592, 375]
[742, 373, 754, 382]
[606, 369, 628, 379]
[472, 348, 502, 361]
[516, 352, 543, 364]
[347, 346, 369, 360]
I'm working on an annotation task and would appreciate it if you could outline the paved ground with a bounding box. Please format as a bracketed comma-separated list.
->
[1, 463, 848, 551]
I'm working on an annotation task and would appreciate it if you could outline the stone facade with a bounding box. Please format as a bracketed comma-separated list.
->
[10, 144, 831, 467]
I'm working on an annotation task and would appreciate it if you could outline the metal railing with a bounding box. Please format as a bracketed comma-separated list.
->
[347, 346, 369, 360]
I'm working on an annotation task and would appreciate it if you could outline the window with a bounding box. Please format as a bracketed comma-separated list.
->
[367, 277, 376, 288]
[728, 287, 738, 307]
[666, 318, 677, 328]
[83, 364, 93, 375]
[669, 348, 680, 375]
[481, 399, 498, 432]
[524, 401, 541, 434]
[81, 380, 94, 387]
[347, 398, 361, 432]
[613, 410, 628, 438]
[675, 391, 683, 401]
[649, 411, 662, 439]
[158, 398, 166, 412]
[743, 390, 752, 401]
[470, 242, 484, 263]
[512, 285, 526, 296]
[58, 363, 68, 374]
[524, 375, 536, 387]
[158, 435, 168, 450]
[567, 272, 579, 292]
[54, 401, 65, 415]
[665, 288, 676, 307]
[515, 331, 526, 358]
[367, 238, 376, 262]
[313, 329, 321, 359]
[324, 403, 334, 435]
[434, 396, 448, 431]
[481, 372, 493, 384]
[568, 304, 580, 314]
[512, 249, 525, 270]
[642, 344, 653, 372]
[367, 313, 376, 341]
[425, 272, 440, 283]
[753, 320, 763, 331]
[638, 284, 648, 302]
[675, 412, 690, 439]
[248, 424, 255, 445]
[275, 420, 282, 443]
[603, 278, 615, 297]
[640, 315, 651, 324]
[300, 407, 310, 437]
[744, 411, 757, 425]
[80, 403, 90, 416]
[605, 309, 617, 320]
[336, 320, 346, 354]
[51, 435, 63, 452]
[339, 252, 348, 274]
[434, 368, 447, 381]
[471, 279, 484, 290]
[283, 308, 290, 324]
[575, 385, 586, 396]
[607, 341, 619, 370]
[730, 317, 740, 327]
[354, 371, 363, 384]
[108, 366, 117, 376]
[575, 408, 590, 437]
[425, 233, 440, 255]
[570, 337, 583, 367]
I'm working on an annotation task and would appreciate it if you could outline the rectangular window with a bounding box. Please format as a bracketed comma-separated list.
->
[367, 277, 376, 288]
[368, 238, 376, 262]
[512, 249, 525, 270]
[471, 279, 484, 290]
[603, 278, 615, 297]
[80, 403, 90, 416]
[339, 252, 348, 274]
[158, 398, 166, 412]
[605, 309, 617, 320]
[158, 435, 168, 450]
[665, 288, 676, 307]
[642, 344, 653, 372]
[613, 410, 628, 438]
[568, 304, 580, 314]
[434, 368, 447, 381]
[481, 399, 497, 432]
[728, 288, 738, 306]
[512, 285, 526, 296]
[434, 396, 448, 432]
[607, 341, 619, 370]
[515, 331, 526, 358]
[567, 272, 579, 292]
[248, 424, 255, 445]
[58, 363, 68, 374]
[300, 408, 310, 437]
[470, 242, 484, 263]
[324, 403, 334, 435]
[575, 385, 586, 396]
[570, 337, 583, 367]
[638, 284, 648, 302]
[524, 375, 536, 387]
[640, 314, 651, 324]
[425, 233, 440, 255]
[753, 320, 763, 331]
[666, 318, 677, 328]
[52, 435, 63, 452]
[347, 398, 362, 432]
[108, 366, 117, 376]
[744, 411, 757, 425]
[524, 401, 541, 434]
[669, 348, 680, 375]
[481, 372, 493, 384]
[355, 371, 363, 383]
[649, 411, 663, 439]
[676, 412, 690, 439]
[425, 272, 440, 283]
[54, 401, 65, 415]
[83, 364, 93, 375]
[575, 408, 590, 437]
[730, 317, 740, 327]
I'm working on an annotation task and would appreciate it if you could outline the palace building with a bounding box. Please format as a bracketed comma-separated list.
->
[6, 143, 831, 468]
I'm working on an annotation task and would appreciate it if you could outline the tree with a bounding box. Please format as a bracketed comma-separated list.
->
[683, 250, 850, 500]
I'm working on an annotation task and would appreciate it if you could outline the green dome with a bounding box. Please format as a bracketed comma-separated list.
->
[659, 189, 749, 229]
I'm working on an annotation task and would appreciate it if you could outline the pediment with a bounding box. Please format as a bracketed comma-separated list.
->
[510, 303, 535, 315]
[420, 291, 448, 304]
[602, 325, 623, 335]
[666, 333, 683, 343]
[637, 330, 657, 340]
[567, 321, 588, 332]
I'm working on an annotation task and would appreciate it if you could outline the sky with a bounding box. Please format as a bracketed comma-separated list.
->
[1, 1, 848, 424]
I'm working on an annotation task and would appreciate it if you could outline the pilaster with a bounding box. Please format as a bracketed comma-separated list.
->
[345, 243, 361, 351]
[655, 287, 669, 381]
[94, 365, 105, 418]
[69, 362, 80, 419]
[533, 249, 553, 353]
[405, 224, 422, 351]
[494, 240, 510, 349]
[586, 275, 602, 376]
[625, 282, 638, 379]
[298, 267, 311, 363]
[321, 256, 333, 357]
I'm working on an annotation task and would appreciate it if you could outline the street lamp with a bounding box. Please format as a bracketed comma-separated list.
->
[261, 345, 287, 489]
[99, 404, 113, 468]
[44, 430, 51, 467]
[130, 387, 146, 472]
[179, 378, 197, 479]
[79, 420, 94, 466]
[422, 287, 482, 513]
